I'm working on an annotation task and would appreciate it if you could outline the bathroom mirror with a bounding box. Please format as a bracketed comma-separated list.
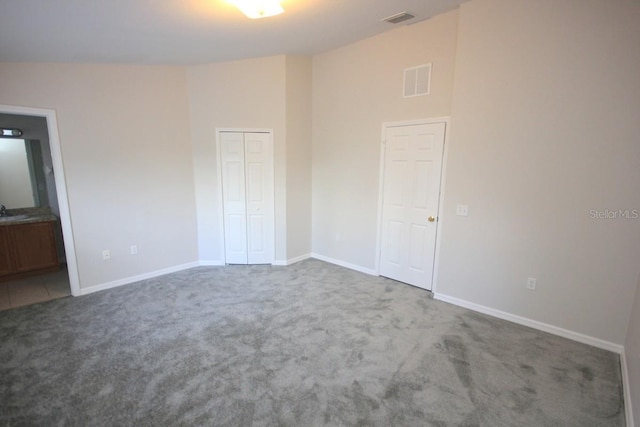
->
[0, 138, 49, 209]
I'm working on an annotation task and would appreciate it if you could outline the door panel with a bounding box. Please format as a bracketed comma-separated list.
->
[387, 160, 407, 206]
[248, 214, 264, 251]
[227, 215, 247, 251]
[413, 161, 431, 208]
[225, 162, 244, 202]
[246, 163, 263, 201]
[0, 228, 13, 276]
[379, 122, 445, 290]
[220, 131, 274, 265]
[244, 132, 274, 264]
[408, 224, 427, 269]
[386, 220, 403, 265]
[221, 133, 248, 264]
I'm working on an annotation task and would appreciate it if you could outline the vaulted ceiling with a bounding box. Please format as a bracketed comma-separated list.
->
[0, 0, 467, 65]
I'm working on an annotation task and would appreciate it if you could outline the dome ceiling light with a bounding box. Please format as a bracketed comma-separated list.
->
[230, 0, 285, 19]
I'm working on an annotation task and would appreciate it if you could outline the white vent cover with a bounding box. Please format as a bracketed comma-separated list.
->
[381, 12, 415, 24]
[403, 63, 431, 98]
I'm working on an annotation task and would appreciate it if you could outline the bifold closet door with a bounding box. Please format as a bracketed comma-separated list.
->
[220, 131, 274, 264]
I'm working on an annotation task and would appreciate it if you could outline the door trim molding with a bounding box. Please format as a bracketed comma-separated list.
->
[215, 128, 274, 265]
[375, 117, 451, 293]
[0, 104, 81, 296]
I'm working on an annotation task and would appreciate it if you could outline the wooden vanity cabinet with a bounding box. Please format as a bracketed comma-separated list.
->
[0, 220, 59, 281]
[0, 227, 12, 276]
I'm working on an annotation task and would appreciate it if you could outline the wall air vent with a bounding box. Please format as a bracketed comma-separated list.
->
[381, 12, 415, 24]
[403, 64, 432, 97]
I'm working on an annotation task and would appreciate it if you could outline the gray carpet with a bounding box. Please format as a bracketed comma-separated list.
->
[0, 259, 624, 426]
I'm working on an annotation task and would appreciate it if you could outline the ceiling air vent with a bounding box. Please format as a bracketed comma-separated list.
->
[381, 12, 415, 24]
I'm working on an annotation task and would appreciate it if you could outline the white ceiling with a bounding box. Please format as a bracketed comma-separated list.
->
[0, 0, 467, 65]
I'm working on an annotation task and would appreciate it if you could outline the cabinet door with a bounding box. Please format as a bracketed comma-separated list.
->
[8, 222, 58, 272]
[0, 228, 12, 276]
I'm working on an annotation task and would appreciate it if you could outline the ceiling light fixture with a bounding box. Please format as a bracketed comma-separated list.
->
[231, 0, 284, 19]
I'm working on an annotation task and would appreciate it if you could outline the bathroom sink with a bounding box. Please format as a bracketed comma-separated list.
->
[0, 215, 29, 222]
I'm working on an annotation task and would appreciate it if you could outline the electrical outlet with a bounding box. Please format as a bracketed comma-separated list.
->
[526, 277, 537, 291]
[102, 250, 111, 260]
[130, 245, 138, 255]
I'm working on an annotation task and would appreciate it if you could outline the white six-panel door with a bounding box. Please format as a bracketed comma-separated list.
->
[220, 131, 274, 265]
[379, 122, 446, 290]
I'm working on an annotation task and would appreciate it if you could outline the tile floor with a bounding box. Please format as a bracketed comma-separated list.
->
[0, 266, 70, 311]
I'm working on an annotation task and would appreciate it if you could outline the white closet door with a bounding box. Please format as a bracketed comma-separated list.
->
[220, 131, 274, 265]
[244, 132, 274, 264]
[221, 132, 248, 264]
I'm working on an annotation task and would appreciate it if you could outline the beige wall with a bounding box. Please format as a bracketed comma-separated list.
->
[0, 63, 198, 289]
[187, 56, 288, 262]
[311, 10, 459, 268]
[438, 0, 640, 344]
[285, 56, 312, 260]
[626, 275, 640, 426]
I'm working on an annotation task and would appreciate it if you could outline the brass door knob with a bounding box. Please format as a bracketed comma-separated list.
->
[428, 216, 436, 222]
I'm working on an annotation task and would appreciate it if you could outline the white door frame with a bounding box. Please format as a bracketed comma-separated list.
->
[375, 117, 450, 294]
[215, 128, 275, 265]
[0, 104, 81, 296]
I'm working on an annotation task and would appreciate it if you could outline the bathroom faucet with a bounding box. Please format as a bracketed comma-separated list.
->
[0, 205, 7, 217]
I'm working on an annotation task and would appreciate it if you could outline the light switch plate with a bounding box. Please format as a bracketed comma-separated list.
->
[456, 204, 469, 216]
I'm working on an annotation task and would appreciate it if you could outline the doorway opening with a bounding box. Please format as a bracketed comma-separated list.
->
[0, 104, 80, 299]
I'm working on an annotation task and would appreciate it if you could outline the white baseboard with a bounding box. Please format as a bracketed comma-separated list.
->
[433, 293, 624, 354]
[310, 253, 376, 276]
[621, 350, 635, 427]
[78, 262, 201, 296]
[273, 254, 312, 266]
[198, 260, 225, 266]
[285, 253, 312, 265]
